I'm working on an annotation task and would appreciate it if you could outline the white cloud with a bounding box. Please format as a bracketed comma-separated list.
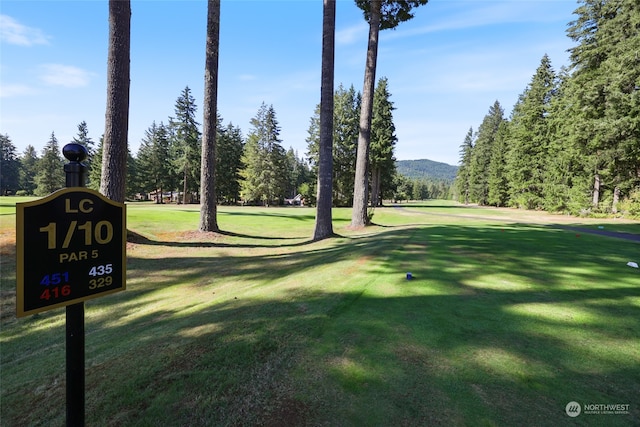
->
[38, 64, 94, 88]
[336, 22, 368, 45]
[0, 83, 38, 98]
[0, 15, 50, 46]
[383, 1, 573, 41]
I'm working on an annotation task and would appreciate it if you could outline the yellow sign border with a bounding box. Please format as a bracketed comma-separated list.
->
[16, 187, 126, 317]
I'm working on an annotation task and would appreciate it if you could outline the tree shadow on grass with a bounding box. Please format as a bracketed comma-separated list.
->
[221, 209, 318, 222]
[3, 223, 639, 426]
[127, 229, 322, 249]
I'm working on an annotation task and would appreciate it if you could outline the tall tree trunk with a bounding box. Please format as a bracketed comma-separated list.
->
[313, 0, 336, 240]
[612, 185, 620, 214]
[592, 172, 600, 208]
[370, 166, 380, 207]
[351, 0, 381, 228]
[200, 0, 220, 232]
[101, 0, 130, 203]
[183, 165, 188, 204]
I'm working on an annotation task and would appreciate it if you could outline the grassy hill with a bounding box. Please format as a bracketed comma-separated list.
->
[396, 159, 458, 182]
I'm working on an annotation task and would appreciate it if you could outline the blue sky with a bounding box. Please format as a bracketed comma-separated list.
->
[1, 0, 577, 165]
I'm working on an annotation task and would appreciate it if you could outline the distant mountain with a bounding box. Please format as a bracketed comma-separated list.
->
[395, 159, 458, 182]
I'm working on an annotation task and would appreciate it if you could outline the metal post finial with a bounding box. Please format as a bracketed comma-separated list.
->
[63, 143, 89, 188]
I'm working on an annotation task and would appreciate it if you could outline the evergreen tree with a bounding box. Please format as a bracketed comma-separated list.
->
[351, 0, 429, 227]
[305, 104, 321, 205]
[102, 0, 130, 202]
[306, 84, 360, 206]
[542, 67, 582, 212]
[305, 104, 320, 166]
[0, 134, 20, 195]
[200, 0, 221, 232]
[596, 0, 640, 212]
[137, 121, 172, 201]
[170, 86, 201, 204]
[35, 132, 65, 195]
[370, 77, 397, 207]
[126, 148, 139, 199]
[565, 0, 640, 212]
[88, 139, 103, 192]
[506, 55, 556, 209]
[314, 0, 337, 240]
[392, 173, 413, 202]
[487, 121, 510, 207]
[216, 121, 244, 204]
[19, 145, 39, 195]
[240, 103, 288, 205]
[469, 101, 504, 205]
[71, 121, 95, 187]
[72, 121, 95, 154]
[412, 179, 430, 200]
[285, 148, 308, 199]
[333, 85, 362, 206]
[332, 85, 360, 205]
[454, 127, 474, 204]
[456, 0, 639, 216]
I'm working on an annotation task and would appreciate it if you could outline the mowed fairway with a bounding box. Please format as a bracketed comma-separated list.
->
[1, 199, 639, 426]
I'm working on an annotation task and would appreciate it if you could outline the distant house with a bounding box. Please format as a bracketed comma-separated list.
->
[284, 194, 303, 206]
[149, 190, 176, 204]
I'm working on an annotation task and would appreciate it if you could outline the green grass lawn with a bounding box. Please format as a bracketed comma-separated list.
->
[1, 199, 639, 426]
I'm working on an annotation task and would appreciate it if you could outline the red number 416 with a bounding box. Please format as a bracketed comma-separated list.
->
[40, 285, 71, 301]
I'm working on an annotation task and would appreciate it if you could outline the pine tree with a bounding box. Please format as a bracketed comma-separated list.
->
[170, 86, 201, 204]
[35, 132, 65, 195]
[565, 0, 640, 212]
[137, 121, 173, 201]
[88, 139, 103, 192]
[469, 101, 504, 205]
[126, 148, 139, 199]
[216, 121, 244, 204]
[286, 148, 311, 199]
[454, 127, 474, 204]
[71, 121, 95, 187]
[200, 0, 221, 231]
[541, 67, 581, 212]
[370, 77, 397, 207]
[306, 84, 361, 207]
[0, 134, 20, 195]
[314, 0, 337, 240]
[101, 0, 130, 202]
[487, 121, 510, 207]
[333, 85, 360, 206]
[506, 55, 556, 209]
[305, 103, 320, 162]
[19, 145, 39, 195]
[596, 1, 640, 212]
[351, 0, 429, 227]
[240, 103, 288, 205]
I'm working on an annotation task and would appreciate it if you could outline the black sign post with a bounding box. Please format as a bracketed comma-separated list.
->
[65, 144, 86, 427]
[16, 143, 126, 426]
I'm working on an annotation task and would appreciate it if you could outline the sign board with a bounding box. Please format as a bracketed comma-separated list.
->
[16, 188, 126, 317]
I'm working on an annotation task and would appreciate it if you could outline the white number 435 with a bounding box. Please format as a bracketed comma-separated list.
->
[89, 264, 113, 276]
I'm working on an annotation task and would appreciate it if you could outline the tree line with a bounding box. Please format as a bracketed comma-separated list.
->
[454, 0, 640, 218]
[1, 0, 434, 239]
[0, 79, 435, 205]
[0, 87, 301, 205]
